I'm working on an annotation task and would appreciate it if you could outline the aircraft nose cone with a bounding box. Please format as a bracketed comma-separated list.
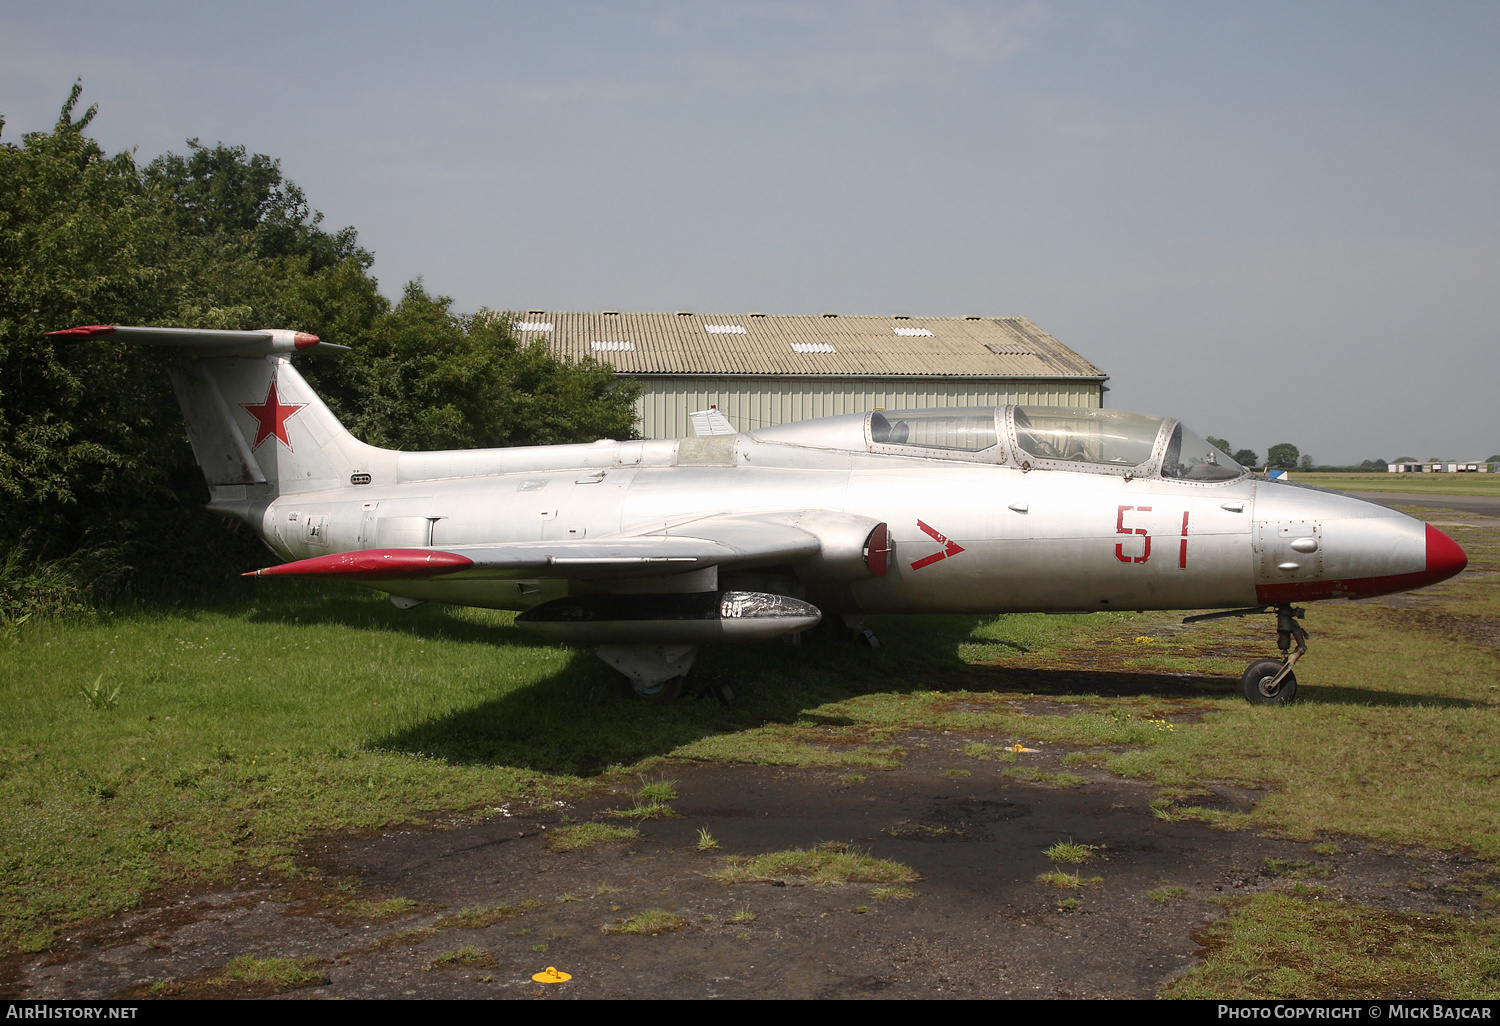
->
[1425, 523, 1467, 583]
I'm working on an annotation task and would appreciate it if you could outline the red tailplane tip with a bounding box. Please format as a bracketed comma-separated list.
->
[46, 325, 116, 337]
[249, 549, 473, 580]
[293, 332, 321, 349]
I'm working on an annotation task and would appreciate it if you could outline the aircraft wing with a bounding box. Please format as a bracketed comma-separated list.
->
[247, 510, 887, 582]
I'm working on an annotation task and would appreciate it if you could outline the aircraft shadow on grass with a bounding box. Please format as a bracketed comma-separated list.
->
[358, 608, 1485, 777]
[230, 586, 1483, 774]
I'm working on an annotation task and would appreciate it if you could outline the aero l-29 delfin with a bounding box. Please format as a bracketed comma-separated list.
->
[51, 323, 1467, 704]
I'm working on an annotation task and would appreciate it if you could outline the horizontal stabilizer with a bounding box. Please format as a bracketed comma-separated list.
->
[47, 324, 348, 356]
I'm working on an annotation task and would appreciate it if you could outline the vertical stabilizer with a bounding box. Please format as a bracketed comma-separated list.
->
[49, 325, 384, 513]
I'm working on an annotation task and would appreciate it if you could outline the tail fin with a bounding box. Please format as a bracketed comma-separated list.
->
[49, 325, 380, 513]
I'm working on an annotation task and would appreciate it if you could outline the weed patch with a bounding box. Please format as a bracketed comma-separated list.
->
[601, 909, 688, 936]
[711, 844, 919, 887]
[547, 822, 641, 852]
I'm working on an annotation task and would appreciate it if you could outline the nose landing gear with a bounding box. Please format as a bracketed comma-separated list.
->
[1183, 604, 1307, 705]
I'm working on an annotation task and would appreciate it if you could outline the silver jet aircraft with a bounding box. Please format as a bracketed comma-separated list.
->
[51, 323, 1468, 705]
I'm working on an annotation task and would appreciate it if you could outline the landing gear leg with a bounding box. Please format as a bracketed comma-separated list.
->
[1183, 604, 1307, 705]
[1242, 606, 1306, 705]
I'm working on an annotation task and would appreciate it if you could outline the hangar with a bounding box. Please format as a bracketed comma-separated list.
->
[517, 311, 1109, 439]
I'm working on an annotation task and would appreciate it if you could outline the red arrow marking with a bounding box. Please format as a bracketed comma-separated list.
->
[911, 519, 965, 570]
[241, 379, 306, 450]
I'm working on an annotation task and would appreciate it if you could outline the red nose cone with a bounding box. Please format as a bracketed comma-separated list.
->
[1426, 523, 1468, 583]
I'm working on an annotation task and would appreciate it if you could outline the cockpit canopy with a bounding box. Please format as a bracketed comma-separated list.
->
[749, 405, 1246, 482]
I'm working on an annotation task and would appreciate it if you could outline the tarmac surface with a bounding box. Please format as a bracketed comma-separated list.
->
[4, 728, 1490, 1000]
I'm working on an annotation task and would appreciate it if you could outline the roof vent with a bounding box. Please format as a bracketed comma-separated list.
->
[591, 340, 634, 352]
[528, 309, 545, 315]
[602, 310, 619, 316]
[893, 314, 911, 320]
[820, 312, 838, 318]
[892, 326, 934, 337]
[791, 342, 836, 353]
[965, 315, 981, 320]
[515, 321, 553, 332]
[749, 312, 766, 317]
[986, 343, 1031, 356]
[676, 310, 693, 316]
[704, 324, 747, 334]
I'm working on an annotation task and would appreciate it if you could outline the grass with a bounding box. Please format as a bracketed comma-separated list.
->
[1290, 471, 1500, 498]
[1003, 767, 1087, 788]
[1, 505, 1497, 966]
[601, 909, 688, 936]
[711, 843, 920, 887]
[634, 778, 678, 803]
[343, 896, 418, 920]
[1037, 869, 1102, 889]
[1043, 840, 1098, 864]
[1163, 892, 1500, 999]
[217, 955, 327, 988]
[696, 827, 719, 851]
[726, 909, 756, 924]
[870, 886, 918, 900]
[433, 904, 526, 930]
[1148, 886, 1187, 903]
[426, 945, 498, 970]
[546, 822, 641, 852]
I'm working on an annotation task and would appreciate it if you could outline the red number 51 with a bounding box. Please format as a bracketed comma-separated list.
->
[1115, 505, 1152, 563]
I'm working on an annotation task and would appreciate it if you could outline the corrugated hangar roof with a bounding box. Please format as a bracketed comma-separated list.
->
[511, 313, 1105, 380]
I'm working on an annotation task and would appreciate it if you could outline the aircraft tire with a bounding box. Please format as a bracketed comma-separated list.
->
[616, 671, 690, 702]
[1241, 659, 1297, 705]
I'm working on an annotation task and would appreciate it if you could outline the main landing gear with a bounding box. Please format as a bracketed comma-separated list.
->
[1183, 604, 1308, 706]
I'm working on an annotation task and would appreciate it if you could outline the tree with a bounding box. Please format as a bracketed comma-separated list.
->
[1233, 448, 1259, 468]
[1487, 455, 1500, 464]
[0, 85, 640, 598]
[1266, 443, 1300, 470]
[1394, 456, 1417, 464]
[1206, 436, 1232, 454]
[322, 282, 638, 452]
[1299, 454, 1314, 471]
[1359, 459, 1388, 469]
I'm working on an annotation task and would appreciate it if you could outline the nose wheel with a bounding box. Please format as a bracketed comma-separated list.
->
[1184, 604, 1307, 705]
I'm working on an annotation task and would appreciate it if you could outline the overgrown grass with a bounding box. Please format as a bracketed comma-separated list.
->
[1044, 840, 1098, 864]
[1164, 892, 1500, 999]
[217, 955, 327, 988]
[547, 823, 640, 852]
[601, 909, 688, 935]
[710, 843, 919, 887]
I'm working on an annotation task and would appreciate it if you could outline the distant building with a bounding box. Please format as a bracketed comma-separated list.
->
[520, 311, 1108, 439]
[1389, 460, 1491, 473]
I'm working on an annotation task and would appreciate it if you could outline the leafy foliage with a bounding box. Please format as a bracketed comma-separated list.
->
[0, 85, 638, 600]
[1266, 442, 1301, 470]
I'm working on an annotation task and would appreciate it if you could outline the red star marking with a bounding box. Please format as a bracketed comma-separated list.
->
[910, 519, 965, 570]
[240, 379, 306, 450]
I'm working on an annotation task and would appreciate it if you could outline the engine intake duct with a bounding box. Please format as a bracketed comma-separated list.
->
[514, 590, 821, 645]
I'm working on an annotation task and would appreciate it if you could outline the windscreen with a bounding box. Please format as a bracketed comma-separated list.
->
[869, 410, 998, 452]
[1161, 425, 1245, 481]
[1012, 407, 1164, 467]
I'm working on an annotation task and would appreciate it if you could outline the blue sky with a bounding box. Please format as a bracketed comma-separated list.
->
[3, 1, 1497, 462]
